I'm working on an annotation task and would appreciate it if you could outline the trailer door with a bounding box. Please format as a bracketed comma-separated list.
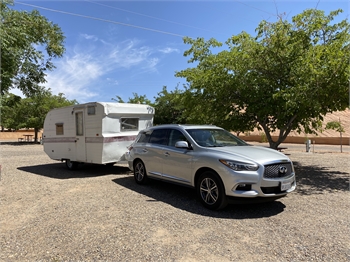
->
[75, 111, 86, 162]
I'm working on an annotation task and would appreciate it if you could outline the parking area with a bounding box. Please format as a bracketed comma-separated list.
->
[0, 143, 349, 261]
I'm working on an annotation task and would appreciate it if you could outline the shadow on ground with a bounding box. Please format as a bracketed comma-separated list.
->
[293, 161, 349, 194]
[113, 161, 349, 217]
[18, 163, 131, 179]
[112, 176, 287, 219]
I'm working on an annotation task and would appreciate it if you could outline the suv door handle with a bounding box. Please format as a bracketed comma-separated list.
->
[164, 152, 170, 157]
[142, 149, 148, 153]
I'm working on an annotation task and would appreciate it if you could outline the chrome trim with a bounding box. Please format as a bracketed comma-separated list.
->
[149, 171, 162, 177]
[162, 173, 191, 184]
[149, 171, 190, 184]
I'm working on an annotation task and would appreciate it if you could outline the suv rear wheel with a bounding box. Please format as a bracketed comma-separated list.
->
[134, 160, 148, 184]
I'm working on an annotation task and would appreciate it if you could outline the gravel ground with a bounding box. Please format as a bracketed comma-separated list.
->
[0, 142, 349, 262]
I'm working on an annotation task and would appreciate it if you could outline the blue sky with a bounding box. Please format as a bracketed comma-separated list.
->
[11, 0, 349, 103]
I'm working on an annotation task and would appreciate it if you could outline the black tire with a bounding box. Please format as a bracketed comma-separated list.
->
[196, 171, 227, 210]
[65, 159, 79, 170]
[133, 160, 148, 184]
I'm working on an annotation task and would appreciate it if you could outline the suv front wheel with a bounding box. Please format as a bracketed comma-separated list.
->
[197, 171, 227, 210]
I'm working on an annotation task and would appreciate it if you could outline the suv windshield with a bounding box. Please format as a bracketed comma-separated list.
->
[186, 128, 248, 147]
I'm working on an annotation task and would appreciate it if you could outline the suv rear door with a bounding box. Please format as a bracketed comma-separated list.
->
[141, 128, 168, 178]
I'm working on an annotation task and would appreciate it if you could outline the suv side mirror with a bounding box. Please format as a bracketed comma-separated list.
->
[175, 141, 190, 149]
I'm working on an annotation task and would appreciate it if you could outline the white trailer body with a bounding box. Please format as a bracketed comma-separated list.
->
[43, 102, 154, 167]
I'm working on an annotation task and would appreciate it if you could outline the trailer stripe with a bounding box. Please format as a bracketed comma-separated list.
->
[43, 137, 76, 143]
[86, 136, 137, 143]
[43, 136, 136, 143]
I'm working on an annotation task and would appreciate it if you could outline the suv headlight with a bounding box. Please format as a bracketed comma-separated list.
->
[219, 159, 259, 171]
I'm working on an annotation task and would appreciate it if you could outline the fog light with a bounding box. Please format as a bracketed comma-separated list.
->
[236, 184, 252, 191]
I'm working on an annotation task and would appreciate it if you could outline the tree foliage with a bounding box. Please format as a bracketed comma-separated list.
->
[153, 86, 186, 125]
[325, 120, 345, 153]
[112, 93, 152, 105]
[0, 0, 65, 96]
[0, 92, 22, 131]
[112, 88, 187, 125]
[176, 9, 350, 149]
[325, 120, 345, 133]
[0, 89, 77, 142]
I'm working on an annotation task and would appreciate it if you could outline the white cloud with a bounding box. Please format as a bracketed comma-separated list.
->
[109, 40, 152, 69]
[143, 57, 159, 73]
[106, 78, 119, 85]
[80, 33, 98, 41]
[45, 38, 159, 102]
[159, 47, 180, 54]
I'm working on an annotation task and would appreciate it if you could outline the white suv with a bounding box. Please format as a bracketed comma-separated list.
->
[126, 124, 296, 210]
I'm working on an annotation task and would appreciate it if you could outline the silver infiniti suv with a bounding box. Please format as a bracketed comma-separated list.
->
[126, 124, 296, 210]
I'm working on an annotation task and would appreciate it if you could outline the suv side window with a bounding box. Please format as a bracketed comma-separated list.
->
[149, 129, 168, 145]
[137, 131, 151, 143]
[168, 129, 187, 147]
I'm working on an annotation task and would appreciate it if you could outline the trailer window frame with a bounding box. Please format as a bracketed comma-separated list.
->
[55, 123, 64, 135]
[75, 112, 84, 136]
[87, 106, 96, 115]
[120, 118, 139, 131]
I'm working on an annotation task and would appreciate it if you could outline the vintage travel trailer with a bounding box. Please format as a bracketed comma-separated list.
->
[43, 102, 154, 169]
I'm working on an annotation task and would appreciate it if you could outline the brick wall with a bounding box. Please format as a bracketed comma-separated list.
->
[0, 130, 43, 140]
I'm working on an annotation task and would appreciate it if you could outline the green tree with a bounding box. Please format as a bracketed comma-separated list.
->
[153, 86, 186, 125]
[112, 88, 189, 125]
[112, 93, 152, 105]
[326, 120, 345, 153]
[0, 0, 65, 96]
[0, 92, 22, 131]
[176, 9, 349, 149]
[10, 88, 77, 142]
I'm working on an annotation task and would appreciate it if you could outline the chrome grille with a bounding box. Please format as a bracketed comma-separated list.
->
[263, 163, 292, 179]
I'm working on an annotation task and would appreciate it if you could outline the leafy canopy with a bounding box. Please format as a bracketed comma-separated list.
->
[0, 0, 65, 96]
[326, 121, 345, 133]
[112, 93, 152, 105]
[0, 89, 77, 141]
[176, 9, 350, 149]
[153, 86, 186, 125]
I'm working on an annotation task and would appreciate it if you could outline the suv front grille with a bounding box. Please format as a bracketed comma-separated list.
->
[263, 163, 292, 179]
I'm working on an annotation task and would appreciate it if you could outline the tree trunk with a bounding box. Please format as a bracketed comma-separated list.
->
[262, 126, 291, 150]
[34, 128, 39, 143]
[260, 123, 283, 149]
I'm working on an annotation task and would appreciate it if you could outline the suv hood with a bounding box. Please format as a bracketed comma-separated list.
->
[208, 145, 289, 164]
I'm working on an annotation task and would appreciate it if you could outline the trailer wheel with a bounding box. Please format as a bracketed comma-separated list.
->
[134, 160, 148, 184]
[65, 159, 79, 170]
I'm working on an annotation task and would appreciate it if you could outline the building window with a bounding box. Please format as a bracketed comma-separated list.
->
[56, 123, 64, 135]
[121, 118, 139, 131]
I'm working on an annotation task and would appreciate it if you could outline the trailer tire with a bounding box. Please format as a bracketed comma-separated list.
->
[65, 159, 79, 170]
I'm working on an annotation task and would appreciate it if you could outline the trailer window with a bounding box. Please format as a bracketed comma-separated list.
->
[76, 112, 84, 136]
[87, 106, 95, 115]
[121, 118, 139, 131]
[56, 123, 64, 135]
